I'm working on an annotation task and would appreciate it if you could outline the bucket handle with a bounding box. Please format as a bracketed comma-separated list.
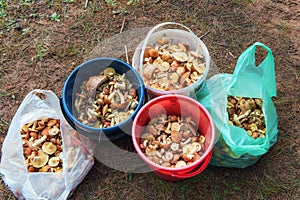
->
[156, 151, 212, 179]
[139, 22, 199, 81]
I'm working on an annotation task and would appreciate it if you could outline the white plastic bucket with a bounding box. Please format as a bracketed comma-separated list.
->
[132, 22, 210, 98]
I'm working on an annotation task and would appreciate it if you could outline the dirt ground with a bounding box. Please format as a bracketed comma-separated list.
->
[0, 0, 299, 199]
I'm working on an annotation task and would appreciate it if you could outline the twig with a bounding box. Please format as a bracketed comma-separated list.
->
[229, 51, 236, 59]
[85, 0, 89, 8]
[215, 42, 229, 47]
[199, 31, 210, 40]
[155, 0, 161, 3]
[120, 18, 126, 33]
[124, 45, 129, 64]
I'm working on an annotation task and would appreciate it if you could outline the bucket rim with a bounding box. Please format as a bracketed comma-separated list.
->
[132, 28, 211, 96]
[61, 57, 146, 133]
[132, 94, 216, 172]
[153, 151, 212, 181]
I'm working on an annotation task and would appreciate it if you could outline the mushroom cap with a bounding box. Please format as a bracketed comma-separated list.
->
[85, 75, 108, 96]
[51, 167, 63, 173]
[175, 160, 187, 168]
[171, 131, 182, 143]
[42, 142, 57, 155]
[48, 157, 60, 167]
[171, 122, 180, 132]
[31, 150, 49, 168]
[49, 126, 60, 136]
[39, 165, 51, 172]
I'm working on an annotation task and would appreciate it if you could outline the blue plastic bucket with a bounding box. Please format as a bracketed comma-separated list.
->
[61, 58, 146, 141]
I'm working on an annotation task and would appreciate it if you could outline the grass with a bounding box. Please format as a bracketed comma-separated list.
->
[0, 0, 299, 199]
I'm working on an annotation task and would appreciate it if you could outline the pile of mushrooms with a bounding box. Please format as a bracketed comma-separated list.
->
[142, 37, 206, 91]
[227, 96, 266, 139]
[21, 118, 63, 173]
[140, 114, 206, 168]
[74, 67, 139, 128]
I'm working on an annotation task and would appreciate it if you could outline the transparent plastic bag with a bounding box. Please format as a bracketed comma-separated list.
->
[196, 42, 278, 168]
[0, 90, 94, 199]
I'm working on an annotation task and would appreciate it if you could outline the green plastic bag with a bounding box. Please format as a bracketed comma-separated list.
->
[196, 42, 278, 168]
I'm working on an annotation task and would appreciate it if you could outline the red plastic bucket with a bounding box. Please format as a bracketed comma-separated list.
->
[132, 95, 215, 181]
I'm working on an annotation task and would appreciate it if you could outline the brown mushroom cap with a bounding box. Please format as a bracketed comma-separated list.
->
[31, 150, 49, 168]
[42, 142, 57, 155]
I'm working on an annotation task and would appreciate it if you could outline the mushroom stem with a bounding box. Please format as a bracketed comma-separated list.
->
[233, 110, 251, 126]
[32, 135, 47, 148]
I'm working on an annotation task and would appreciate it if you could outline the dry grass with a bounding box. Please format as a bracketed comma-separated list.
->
[0, 0, 299, 199]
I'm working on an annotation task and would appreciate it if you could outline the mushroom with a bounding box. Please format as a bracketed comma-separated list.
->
[171, 122, 180, 132]
[171, 154, 180, 164]
[199, 135, 205, 144]
[146, 125, 159, 137]
[182, 144, 192, 154]
[176, 67, 186, 76]
[192, 60, 206, 74]
[49, 126, 60, 136]
[103, 67, 116, 76]
[30, 150, 49, 168]
[129, 88, 137, 99]
[156, 135, 169, 149]
[158, 62, 170, 72]
[145, 147, 157, 156]
[171, 131, 182, 143]
[47, 119, 58, 127]
[170, 143, 180, 152]
[39, 165, 51, 172]
[114, 81, 126, 90]
[182, 131, 190, 139]
[175, 160, 187, 168]
[85, 75, 108, 96]
[42, 142, 57, 155]
[254, 98, 263, 108]
[179, 71, 191, 85]
[172, 51, 188, 62]
[129, 100, 138, 110]
[102, 104, 109, 115]
[28, 166, 36, 172]
[182, 153, 194, 162]
[188, 124, 198, 136]
[48, 157, 60, 167]
[180, 137, 192, 148]
[28, 121, 38, 132]
[178, 43, 188, 52]
[51, 167, 63, 173]
[165, 122, 172, 134]
[190, 142, 201, 154]
[161, 52, 171, 61]
[162, 151, 174, 162]
[108, 90, 125, 104]
[143, 64, 156, 79]
[40, 126, 50, 136]
[162, 162, 171, 167]
[190, 71, 202, 80]
[31, 135, 47, 149]
[35, 120, 45, 131]
[148, 48, 159, 58]
[233, 110, 251, 127]
[22, 124, 29, 133]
